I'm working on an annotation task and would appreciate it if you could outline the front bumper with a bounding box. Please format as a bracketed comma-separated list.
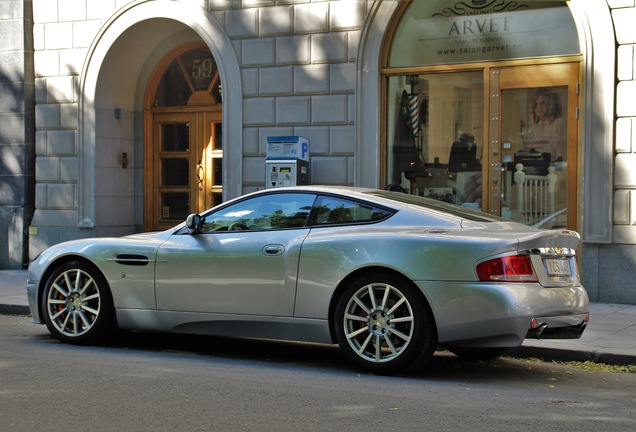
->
[26, 280, 42, 324]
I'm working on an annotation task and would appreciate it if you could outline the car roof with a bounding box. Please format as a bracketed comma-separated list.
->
[198, 185, 513, 228]
[253, 185, 378, 195]
[171, 185, 513, 234]
[232, 185, 382, 205]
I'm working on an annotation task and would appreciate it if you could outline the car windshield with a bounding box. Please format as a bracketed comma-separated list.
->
[366, 190, 507, 223]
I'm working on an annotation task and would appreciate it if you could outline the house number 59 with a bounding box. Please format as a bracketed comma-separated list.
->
[192, 58, 213, 79]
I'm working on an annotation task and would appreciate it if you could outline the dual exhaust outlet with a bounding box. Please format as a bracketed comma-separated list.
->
[526, 319, 588, 340]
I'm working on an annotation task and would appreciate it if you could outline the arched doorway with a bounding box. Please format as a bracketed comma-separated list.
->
[143, 42, 223, 231]
[381, 1, 583, 230]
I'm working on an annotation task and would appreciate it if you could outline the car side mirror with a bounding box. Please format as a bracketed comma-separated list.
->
[185, 214, 203, 234]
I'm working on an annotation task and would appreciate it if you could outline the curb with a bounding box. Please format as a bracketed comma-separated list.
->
[506, 346, 636, 367]
[0, 304, 30, 317]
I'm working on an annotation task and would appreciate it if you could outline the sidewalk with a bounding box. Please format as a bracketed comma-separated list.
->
[2, 269, 635, 365]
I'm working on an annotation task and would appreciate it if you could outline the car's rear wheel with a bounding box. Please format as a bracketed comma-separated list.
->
[41, 261, 114, 345]
[334, 274, 437, 374]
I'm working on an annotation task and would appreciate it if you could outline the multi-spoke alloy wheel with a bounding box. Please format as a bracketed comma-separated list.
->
[334, 274, 436, 374]
[41, 261, 113, 344]
[343, 283, 414, 362]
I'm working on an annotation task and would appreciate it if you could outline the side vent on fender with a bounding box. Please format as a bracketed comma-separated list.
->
[113, 254, 150, 266]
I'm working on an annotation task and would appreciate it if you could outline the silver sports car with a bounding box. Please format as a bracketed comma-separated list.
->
[26, 186, 589, 374]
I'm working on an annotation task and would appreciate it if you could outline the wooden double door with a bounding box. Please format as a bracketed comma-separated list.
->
[145, 108, 222, 231]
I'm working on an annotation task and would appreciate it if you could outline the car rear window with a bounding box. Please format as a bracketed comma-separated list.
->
[310, 195, 394, 226]
[366, 190, 507, 223]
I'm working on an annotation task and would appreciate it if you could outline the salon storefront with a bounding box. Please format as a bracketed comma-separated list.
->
[1, 0, 634, 303]
[384, 2, 581, 230]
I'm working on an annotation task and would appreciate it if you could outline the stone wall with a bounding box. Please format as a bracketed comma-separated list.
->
[7, 0, 636, 302]
[28, 0, 369, 252]
[612, 0, 636, 243]
[28, 0, 114, 252]
[580, 0, 636, 304]
[0, 0, 35, 268]
[210, 1, 366, 191]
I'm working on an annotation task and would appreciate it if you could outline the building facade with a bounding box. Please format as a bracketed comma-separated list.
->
[1, 0, 635, 303]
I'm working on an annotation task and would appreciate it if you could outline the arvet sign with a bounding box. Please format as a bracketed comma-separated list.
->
[389, 1, 579, 67]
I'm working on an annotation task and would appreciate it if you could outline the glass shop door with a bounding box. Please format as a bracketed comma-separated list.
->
[489, 63, 580, 229]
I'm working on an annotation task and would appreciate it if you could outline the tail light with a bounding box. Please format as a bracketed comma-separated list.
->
[476, 255, 538, 282]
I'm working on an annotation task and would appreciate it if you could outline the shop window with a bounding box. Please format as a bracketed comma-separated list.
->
[386, 71, 484, 206]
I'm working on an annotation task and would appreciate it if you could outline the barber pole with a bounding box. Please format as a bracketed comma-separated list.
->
[408, 95, 419, 136]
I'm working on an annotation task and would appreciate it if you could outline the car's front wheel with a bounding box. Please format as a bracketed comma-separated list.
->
[41, 261, 114, 345]
[334, 274, 437, 374]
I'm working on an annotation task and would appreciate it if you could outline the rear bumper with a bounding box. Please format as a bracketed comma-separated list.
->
[415, 280, 590, 348]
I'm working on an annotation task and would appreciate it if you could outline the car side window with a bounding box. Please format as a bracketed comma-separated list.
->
[201, 193, 316, 232]
[311, 195, 394, 226]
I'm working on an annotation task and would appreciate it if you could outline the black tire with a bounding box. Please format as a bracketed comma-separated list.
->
[41, 261, 114, 345]
[333, 273, 437, 375]
[447, 346, 507, 362]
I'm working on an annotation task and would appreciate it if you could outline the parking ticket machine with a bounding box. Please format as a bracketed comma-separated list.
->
[265, 136, 310, 188]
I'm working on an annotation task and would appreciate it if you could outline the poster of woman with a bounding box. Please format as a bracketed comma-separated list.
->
[521, 87, 567, 162]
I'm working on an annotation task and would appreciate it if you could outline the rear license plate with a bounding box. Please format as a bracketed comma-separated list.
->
[544, 258, 571, 276]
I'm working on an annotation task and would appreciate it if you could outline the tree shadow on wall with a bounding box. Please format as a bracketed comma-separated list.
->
[0, 60, 36, 268]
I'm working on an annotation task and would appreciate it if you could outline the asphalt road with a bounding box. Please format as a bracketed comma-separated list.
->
[1, 315, 635, 432]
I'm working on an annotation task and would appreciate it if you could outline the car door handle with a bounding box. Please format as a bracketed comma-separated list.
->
[262, 245, 285, 256]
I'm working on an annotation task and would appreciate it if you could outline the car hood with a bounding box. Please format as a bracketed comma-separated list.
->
[122, 229, 176, 241]
[41, 229, 174, 257]
[27, 229, 175, 283]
